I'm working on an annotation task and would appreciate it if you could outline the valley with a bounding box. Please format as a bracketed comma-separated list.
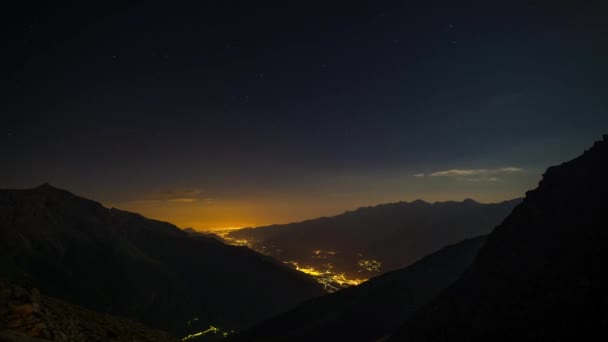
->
[210, 199, 519, 292]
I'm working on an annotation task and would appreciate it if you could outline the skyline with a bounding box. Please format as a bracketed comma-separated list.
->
[3, 1, 607, 229]
[0, 157, 577, 230]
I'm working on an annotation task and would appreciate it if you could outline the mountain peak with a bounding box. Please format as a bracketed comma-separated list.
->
[31, 183, 66, 194]
[35, 182, 54, 189]
[28, 183, 71, 196]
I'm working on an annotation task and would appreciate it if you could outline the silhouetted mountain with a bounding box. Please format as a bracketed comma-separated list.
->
[0, 184, 323, 338]
[232, 236, 486, 342]
[0, 280, 177, 341]
[390, 135, 608, 341]
[226, 198, 519, 287]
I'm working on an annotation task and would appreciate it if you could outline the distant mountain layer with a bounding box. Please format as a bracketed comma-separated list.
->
[0, 185, 323, 337]
[0, 281, 177, 342]
[391, 135, 608, 341]
[233, 236, 486, 342]
[226, 198, 519, 283]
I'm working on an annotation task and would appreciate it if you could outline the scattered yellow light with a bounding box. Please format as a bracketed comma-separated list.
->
[312, 249, 336, 258]
[186, 317, 199, 326]
[358, 259, 382, 272]
[182, 324, 234, 341]
[182, 325, 219, 341]
[212, 230, 369, 292]
[283, 261, 366, 292]
[213, 229, 253, 247]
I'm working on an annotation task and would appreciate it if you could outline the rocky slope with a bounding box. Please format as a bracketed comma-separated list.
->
[0, 281, 177, 341]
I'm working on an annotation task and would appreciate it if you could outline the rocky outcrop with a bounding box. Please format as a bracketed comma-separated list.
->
[0, 281, 177, 341]
[0, 283, 47, 339]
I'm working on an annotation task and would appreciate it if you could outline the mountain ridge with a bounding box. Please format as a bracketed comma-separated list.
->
[225, 197, 521, 285]
[390, 134, 608, 341]
[0, 185, 324, 337]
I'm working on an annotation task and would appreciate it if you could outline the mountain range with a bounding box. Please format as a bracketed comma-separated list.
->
[3, 135, 607, 341]
[225, 198, 519, 287]
[0, 184, 323, 338]
[235, 135, 608, 341]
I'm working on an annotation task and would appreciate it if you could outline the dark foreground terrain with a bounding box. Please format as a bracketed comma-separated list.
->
[0, 281, 177, 341]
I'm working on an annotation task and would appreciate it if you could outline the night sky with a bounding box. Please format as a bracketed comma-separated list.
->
[2, 1, 607, 229]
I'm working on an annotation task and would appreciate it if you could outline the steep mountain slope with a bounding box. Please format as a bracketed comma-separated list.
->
[232, 236, 486, 342]
[0, 185, 323, 337]
[390, 135, 608, 341]
[0, 281, 177, 342]
[225, 199, 519, 285]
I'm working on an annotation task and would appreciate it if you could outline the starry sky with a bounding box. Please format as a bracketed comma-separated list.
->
[2, 1, 607, 229]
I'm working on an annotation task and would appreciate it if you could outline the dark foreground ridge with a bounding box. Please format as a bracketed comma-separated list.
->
[390, 135, 608, 341]
[0, 185, 323, 338]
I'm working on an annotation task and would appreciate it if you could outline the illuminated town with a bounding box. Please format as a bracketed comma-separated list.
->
[212, 228, 254, 247]
[210, 229, 380, 292]
[283, 261, 366, 292]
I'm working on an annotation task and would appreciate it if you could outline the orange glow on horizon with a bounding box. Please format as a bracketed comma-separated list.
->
[106, 188, 529, 231]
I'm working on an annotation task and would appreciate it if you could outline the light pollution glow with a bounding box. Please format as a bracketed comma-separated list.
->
[108, 187, 531, 231]
[102, 166, 537, 230]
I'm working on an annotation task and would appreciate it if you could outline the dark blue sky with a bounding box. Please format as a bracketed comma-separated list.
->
[2, 1, 607, 228]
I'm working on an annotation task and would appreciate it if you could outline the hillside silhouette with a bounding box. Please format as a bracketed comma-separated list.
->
[233, 236, 486, 341]
[390, 135, 608, 341]
[0, 185, 323, 337]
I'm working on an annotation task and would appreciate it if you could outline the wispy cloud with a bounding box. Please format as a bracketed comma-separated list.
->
[132, 188, 213, 204]
[414, 167, 522, 181]
[429, 167, 522, 177]
[167, 198, 200, 203]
